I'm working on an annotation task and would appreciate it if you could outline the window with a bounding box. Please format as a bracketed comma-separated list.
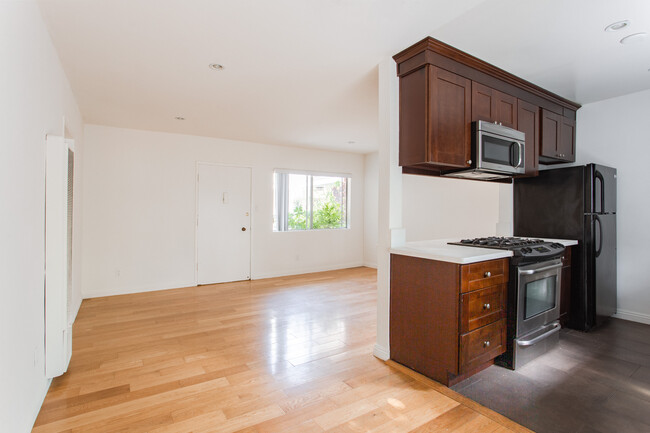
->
[273, 171, 349, 231]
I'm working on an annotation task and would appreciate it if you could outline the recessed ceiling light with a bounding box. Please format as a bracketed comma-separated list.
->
[208, 63, 224, 71]
[620, 32, 648, 45]
[174, 116, 185, 121]
[605, 20, 630, 32]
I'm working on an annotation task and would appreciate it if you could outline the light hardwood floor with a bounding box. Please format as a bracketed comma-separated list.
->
[33, 267, 530, 432]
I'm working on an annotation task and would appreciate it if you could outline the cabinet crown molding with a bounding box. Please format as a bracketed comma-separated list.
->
[393, 37, 580, 112]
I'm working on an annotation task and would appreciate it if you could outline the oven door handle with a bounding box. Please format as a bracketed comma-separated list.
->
[516, 322, 561, 347]
[518, 263, 562, 275]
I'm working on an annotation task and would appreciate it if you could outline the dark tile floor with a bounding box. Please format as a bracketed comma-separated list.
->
[451, 318, 650, 433]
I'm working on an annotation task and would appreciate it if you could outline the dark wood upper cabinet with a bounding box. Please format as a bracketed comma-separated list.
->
[559, 115, 576, 162]
[516, 99, 540, 175]
[398, 65, 471, 170]
[540, 108, 576, 164]
[429, 67, 472, 168]
[471, 82, 517, 128]
[393, 37, 580, 176]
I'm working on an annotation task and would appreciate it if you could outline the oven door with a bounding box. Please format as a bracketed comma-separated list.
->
[516, 259, 562, 337]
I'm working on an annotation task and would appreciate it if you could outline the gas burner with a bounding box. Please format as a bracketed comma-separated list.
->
[457, 236, 545, 249]
[449, 236, 565, 264]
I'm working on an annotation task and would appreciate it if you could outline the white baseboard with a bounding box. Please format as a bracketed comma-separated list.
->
[81, 264, 368, 299]
[252, 261, 365, 280]
[613, 309, 650, 325]
[373, 344, 390, 361]
[82, 280, 197, 299]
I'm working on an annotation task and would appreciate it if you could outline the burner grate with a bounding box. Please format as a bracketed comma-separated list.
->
[456, 236, 545, 249]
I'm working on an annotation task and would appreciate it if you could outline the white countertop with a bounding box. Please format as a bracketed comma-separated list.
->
[389, 238, 578, 264]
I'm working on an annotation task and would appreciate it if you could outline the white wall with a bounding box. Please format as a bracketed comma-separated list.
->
[576, 89, 650, 324]
[363, 152, 378, 267]
[402, 175, 502, 241]
[81, 125, 365, 298]
[0, 2, 84, 431]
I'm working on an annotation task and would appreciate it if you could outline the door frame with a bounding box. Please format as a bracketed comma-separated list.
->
[194, 162, 253, 286]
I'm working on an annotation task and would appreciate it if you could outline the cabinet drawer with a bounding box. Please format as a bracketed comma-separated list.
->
[460, 258, 509, 293]
[460, 284, 507, 334]
[459, 318, 506, 374]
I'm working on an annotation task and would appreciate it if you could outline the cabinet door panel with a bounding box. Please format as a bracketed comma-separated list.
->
[559, 115, 576, 162]
[472, 82, 497, 123]
[496, 92, 517, 128]
[471, 82, 517, 128]
[517, 99, 540, 174]
[430, 67, 472, 168]
[540, 109, 561, 159]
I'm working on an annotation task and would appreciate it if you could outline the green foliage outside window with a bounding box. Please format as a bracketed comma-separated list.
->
[313, 193, 343, 229]
[278, 174, 347, 231]
[287, 202, 307, 230]
[287, 193, 344, 230]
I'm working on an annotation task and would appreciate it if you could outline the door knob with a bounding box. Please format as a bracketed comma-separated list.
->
[241, 227, 247, 231]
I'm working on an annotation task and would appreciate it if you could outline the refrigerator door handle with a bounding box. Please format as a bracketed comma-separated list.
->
[594, 215, 603, 257]
[594, 171, 605, 213]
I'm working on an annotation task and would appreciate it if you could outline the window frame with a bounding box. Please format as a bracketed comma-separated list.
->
[273, 169, 351, 232]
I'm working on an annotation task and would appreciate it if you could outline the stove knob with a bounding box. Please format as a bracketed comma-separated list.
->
[484, 271, 491, 278]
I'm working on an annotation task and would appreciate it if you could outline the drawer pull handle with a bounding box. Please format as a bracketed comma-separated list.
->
[484, 271, 491, 278]
[483, 341, 490, 348]
[483, 303, 491, 310]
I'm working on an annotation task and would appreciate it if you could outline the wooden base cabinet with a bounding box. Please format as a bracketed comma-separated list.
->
[390, 254, 508, 386]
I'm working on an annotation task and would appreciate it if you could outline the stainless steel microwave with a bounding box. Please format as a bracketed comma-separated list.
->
[444, 121, 526, 180]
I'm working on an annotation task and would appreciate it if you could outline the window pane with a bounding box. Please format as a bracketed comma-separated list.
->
[287, 174, 308, 230]
[312, 176, 347, 229]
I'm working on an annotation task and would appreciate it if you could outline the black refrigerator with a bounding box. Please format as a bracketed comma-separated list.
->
[513, 164, 617, 331]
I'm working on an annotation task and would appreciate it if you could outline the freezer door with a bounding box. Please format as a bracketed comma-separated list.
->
[586, 214, 617, 328]
[588, 164, 617, 214]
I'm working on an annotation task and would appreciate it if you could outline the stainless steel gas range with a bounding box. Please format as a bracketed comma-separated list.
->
[449, 237, 566, 369]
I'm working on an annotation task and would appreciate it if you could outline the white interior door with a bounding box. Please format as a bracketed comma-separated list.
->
[197, 164, 251, 284]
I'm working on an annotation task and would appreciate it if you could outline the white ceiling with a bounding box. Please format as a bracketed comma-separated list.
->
[38, 0, 650, 153]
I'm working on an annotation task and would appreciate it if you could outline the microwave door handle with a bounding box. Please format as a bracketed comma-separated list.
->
[509, 142, 517, 167]
[509, 141, 523, 168]
[517, 141, 523, 168]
